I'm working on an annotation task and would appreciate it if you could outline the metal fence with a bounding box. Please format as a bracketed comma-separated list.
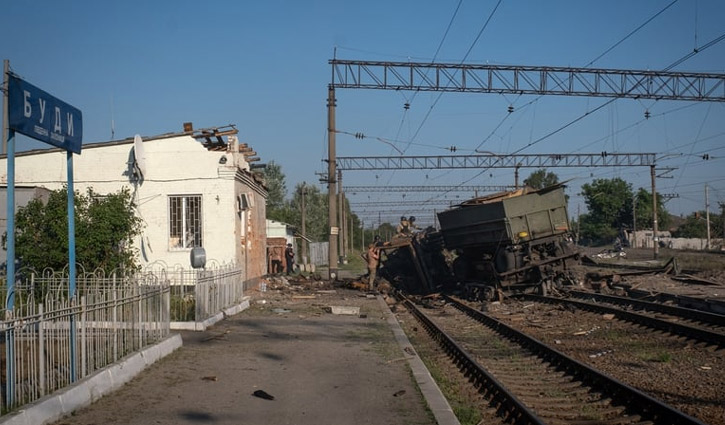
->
[0, 267, 170, 412]
[144, 263, 245, 323]
[0, 263, 245, 413]
[309, 242, 329, 266]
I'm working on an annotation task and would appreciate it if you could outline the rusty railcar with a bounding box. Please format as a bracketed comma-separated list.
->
[437, 184, 578, 298]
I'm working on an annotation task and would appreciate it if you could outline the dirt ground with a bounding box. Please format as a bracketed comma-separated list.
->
[52, 280, 436, 425]
[574, 246, 725, 300]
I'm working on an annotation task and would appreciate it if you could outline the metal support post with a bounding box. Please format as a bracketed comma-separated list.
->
[651, 165, 659, 259]
[327, 86, 338, 279]
[338, 169, 345, 263]
[300, 184, 307, 264]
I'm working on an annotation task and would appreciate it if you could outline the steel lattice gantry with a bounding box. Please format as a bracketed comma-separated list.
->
[336, 153, 656, 170]
[350, 200, 461, 207]
[344, 185, 514, 193]
[330, 59, 725, 102]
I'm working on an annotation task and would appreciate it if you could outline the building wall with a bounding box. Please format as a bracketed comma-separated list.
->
[0, 134, 268, 281]
[626, 230, 723, 251]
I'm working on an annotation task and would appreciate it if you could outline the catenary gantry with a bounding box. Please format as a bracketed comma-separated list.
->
[335, 153, 656, 170]
[344, 185, 514, 193]
[331, 59, 725, 102]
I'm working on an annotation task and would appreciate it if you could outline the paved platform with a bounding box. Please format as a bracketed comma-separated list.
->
[25, 287, 458, 425]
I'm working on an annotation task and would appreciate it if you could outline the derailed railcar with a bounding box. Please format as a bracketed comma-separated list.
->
[437, 184, 578, 299]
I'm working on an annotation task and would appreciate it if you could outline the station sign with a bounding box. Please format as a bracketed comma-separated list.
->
[8, 75, 82, 153]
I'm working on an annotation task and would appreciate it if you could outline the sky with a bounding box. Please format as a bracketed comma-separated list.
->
[2, 0, 724, 229]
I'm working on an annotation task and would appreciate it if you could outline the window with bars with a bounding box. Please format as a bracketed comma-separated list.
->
[169, 195, 203, 249]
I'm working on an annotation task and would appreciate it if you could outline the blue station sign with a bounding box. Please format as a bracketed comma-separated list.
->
[8, 75, 83, 154]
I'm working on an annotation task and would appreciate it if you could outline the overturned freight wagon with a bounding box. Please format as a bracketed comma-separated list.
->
[438, 184, 578, 299]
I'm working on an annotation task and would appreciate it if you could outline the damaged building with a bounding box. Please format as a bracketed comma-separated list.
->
[0, 124, 268, 287]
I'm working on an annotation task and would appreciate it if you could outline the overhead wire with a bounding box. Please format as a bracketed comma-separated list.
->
[583, 0, 679, 68]
[423, 30, 725, 205]
[399, 0, 503, 157]
[475, 1, 684, 155]
[383, 0, 503, 188]
[512, 30, 725, 154]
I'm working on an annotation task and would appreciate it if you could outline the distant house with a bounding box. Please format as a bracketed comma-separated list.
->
[0, 124, 268, 286]
[266, 219, 295, 274]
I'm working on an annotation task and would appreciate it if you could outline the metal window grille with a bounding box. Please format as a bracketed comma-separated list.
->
[169, 195, 203, 249]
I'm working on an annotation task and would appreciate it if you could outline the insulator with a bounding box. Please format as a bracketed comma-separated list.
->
[644, 110, 651, 119]
[404, 102, 410, 110]
[507, 105, 514, 113]
[703, 154, 710, 160]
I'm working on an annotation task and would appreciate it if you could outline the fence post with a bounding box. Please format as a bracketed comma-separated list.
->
[137, 285, 143, 350]
[80, 296, 86, 379]
[38, 303, 45, 397]
[113, 288, 118, 362]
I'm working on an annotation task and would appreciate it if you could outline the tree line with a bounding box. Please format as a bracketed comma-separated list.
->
[4, 164, 720, 274]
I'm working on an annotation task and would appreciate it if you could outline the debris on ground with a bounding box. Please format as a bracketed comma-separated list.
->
[252, 390, 275, 400]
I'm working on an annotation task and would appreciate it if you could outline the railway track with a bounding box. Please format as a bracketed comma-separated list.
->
[519, 292, 725, 348]
[565, 289, 725, 335]
[623, 288, 725, 316]
[399, 292, 705, 425]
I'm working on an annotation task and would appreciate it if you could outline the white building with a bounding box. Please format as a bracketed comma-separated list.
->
[1, 124, 268, 285]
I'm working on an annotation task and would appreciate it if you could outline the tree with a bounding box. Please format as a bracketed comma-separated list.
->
[289, 183, 329, 242]
[262, 161, 288, 220]
[633, 188, 671, 231]
[578, 178, 633, 244]
[524, 169, 559, 189]
[4, 187, 142, 272]
[672, 212, 708, 238]
[673, 208, 723, 239]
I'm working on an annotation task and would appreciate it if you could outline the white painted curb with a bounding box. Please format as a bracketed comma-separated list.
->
[377, 295, 461, 425]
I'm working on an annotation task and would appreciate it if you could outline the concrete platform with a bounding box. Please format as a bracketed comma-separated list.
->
[26, 288, 459, 425]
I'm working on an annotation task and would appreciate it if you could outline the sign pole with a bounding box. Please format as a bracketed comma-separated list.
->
[67, 151, 77, 381]
[6, 65, 83, 389]
[3, 58, 16, 407]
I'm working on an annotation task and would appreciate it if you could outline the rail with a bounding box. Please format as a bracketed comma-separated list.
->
[442, 295, 706, 425]
[521, 293, 725, 348]
[397, 293, 545, 425]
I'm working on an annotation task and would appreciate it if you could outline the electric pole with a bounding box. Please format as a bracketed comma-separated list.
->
[706, 184, 711, 250]
[632, 194, 637, 248]
[338, 169, 345, 263]
[300, 183, 307, 265]
[651, 165, 659, 259]
[327, 86, 338, 280]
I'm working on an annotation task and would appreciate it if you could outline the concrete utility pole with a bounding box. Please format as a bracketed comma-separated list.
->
[337, 169, 345, 263]
[327, 86, 338, 280]
[651, 166, 659, 259]
[349, 208, 353, 254]
[300, 183, 307, 264]
[632, 195, 637, 248]
[706, 184, 711, 250]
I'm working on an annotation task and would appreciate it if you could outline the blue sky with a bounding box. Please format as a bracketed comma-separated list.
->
[3, 0, 724, 228]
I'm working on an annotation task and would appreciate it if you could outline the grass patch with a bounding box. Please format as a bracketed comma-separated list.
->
[422, 358, 484, 425]
[347, 322, 400, 361]
[641, 350, 672, 363]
